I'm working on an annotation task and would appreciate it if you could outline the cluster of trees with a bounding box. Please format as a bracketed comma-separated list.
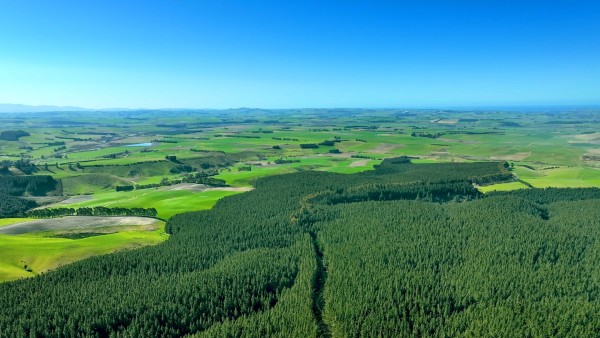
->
[100, 150, 130, 159]
[299, 143, 319, 149]
[153, 139, 178, 143]
[27, 206, 158, 218]
[318, 140, 337, 146]
[0, 193, 37, 217]
[316, 181, 480, 205]
[0, 175, 62, 196]
[180, 155, 236, 170]
[170, 164, 195, 174]
[1, 158, 598, 336]
[410, 131, 443, 138]
[0, 130, 30, 141]
[372, 157, 514, 184]
[0, 158, 40, 174]
[274, 158, 300, 164]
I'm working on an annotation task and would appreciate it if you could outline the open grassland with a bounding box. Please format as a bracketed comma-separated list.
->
[1, 108, 599, 284]
[0, 225, 166, 282]
[3, 109, 599, 191]
[0, 218, 34, 227]
[61, 173, 132, 194]
[513, 166, 600, 188]
[57, 187, 243, 219]
[477, 181, 530, 193]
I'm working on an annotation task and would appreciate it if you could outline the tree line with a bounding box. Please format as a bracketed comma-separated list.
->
[27, 206, 158, 218]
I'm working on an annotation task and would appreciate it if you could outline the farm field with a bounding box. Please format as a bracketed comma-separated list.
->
[0, 217, 166, 282]
[477, 181, 530, 193]
[1, 108, 599, 286]
[60, 186, 248, 219]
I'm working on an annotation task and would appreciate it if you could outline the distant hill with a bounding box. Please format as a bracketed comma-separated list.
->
[0, 104, 91, 113]
[0, 104, 190, 113]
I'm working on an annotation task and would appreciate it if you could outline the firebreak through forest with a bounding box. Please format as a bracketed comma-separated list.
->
[1, 158, 599, 337]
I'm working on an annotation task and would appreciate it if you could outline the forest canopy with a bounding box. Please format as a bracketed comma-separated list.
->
[0, 159, 599, 337]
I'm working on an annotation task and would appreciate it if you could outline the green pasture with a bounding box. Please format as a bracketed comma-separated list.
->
[477, 181, 530, 193]
[59, 188, 242, 219]
[0, 226, 166, 282]
[216, 155, 379, 186]
[4, 109, 600, 210]
[62, 174, 132, 195]
[515, 166, 600, 188]
[0, 218, 34, 228]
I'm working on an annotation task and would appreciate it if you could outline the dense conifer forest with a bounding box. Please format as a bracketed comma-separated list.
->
[0, 175, 62, 196]
[1, 159, 599, 337]
[0, 175, 62, 216]
[0, 194, 38, 217]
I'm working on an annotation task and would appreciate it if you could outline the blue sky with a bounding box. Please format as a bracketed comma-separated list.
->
[0, 0, 598, 109]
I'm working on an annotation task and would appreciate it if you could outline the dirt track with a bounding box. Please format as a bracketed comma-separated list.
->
[0, 216, 160, 235]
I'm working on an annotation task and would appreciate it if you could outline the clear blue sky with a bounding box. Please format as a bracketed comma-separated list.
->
[0, 0, 598, 109]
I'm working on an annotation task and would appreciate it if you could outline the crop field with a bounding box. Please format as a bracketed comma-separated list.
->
[0, 108, 599, 284]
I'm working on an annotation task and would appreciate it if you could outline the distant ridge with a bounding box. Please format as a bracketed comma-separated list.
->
[1, 103, 598, 113]
[0, 104, 92, 113]
[0, 104, 202, 113]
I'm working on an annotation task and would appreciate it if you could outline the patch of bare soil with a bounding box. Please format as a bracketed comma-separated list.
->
[349, 159, 370, 167]
[585, 148, 600, 155]
[436, 119, 459, 124]
[159, 183, 253, 193]
[437, 138, 459, 143]
[0, 216, 161, 235]
[159, 183, 209, 192]
[207, 187, 253, 192]
[490, 152, 531, 161]
[574, 132, 600, 141]
[34, 195, 93, 210]
[371, 143, 402, 154]
[319, 152, 354, 159]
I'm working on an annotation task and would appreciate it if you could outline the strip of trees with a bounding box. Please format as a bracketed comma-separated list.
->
[27, 206, 158, 218]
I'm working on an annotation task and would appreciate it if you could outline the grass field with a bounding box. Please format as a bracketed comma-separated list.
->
[1, 108, 599, 283]
[0, 218, 34, 228]
[514, 166, 600, 188]
[0, 225, 166, 282]
[59, 187, 243, 219]
[477, 181, 530, 193]
[61, 173, 133, 195]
